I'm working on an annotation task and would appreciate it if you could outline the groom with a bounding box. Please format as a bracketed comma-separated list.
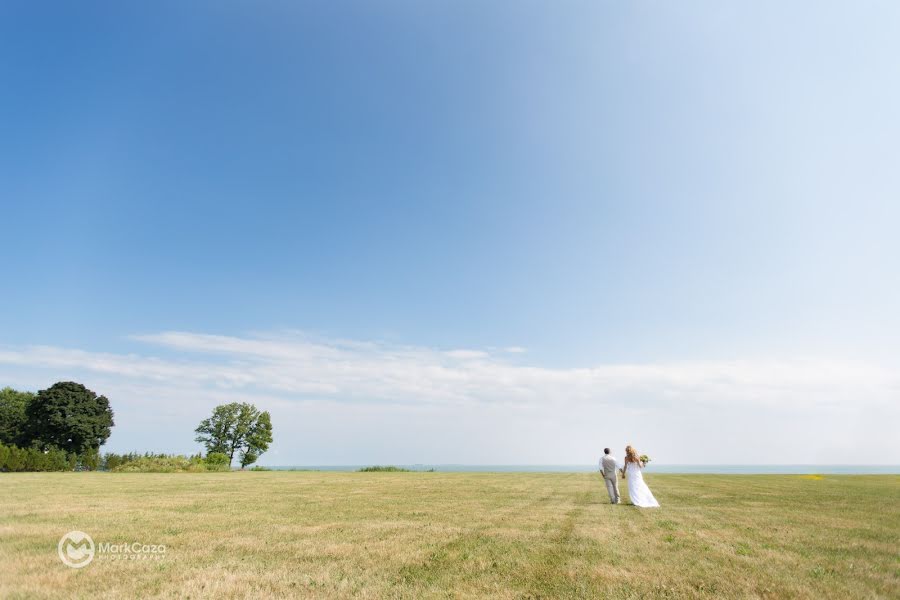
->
[599, 447, 620, 504]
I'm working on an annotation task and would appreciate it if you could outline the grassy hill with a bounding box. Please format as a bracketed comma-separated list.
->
[2, 472, 897, 598]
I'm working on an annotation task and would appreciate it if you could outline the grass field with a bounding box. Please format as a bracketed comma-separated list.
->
[1, 472, 897, 599]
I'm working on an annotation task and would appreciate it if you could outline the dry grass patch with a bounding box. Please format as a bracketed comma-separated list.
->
[1, 472, 897, 598]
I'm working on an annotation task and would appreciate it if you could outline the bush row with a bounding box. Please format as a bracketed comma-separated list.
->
[0, 444, 231, 473]
[111, 452, 230, 473]
[0, 443, 94, 472]
[357, 465, 411, 472]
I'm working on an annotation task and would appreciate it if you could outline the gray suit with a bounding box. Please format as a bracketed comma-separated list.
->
[600, 455, 620, 504]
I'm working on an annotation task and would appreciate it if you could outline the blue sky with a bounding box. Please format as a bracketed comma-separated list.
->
[1, 2, 898, 464]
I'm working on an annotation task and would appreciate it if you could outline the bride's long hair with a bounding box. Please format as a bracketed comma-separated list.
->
[625, 445, 642, 466]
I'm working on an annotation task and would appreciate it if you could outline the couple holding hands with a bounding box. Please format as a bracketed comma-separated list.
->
[599, 445, 660, 508]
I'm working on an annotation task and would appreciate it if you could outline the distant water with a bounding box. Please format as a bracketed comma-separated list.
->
[268, 464, 900, 474]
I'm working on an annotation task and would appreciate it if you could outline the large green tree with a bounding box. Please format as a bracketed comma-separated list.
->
[25, 382, 114, 453]
[0, 387, 34, 446]
[195, 402, 273, 468]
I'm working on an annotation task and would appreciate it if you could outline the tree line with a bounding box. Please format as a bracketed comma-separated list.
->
[0, 382, 273, 472]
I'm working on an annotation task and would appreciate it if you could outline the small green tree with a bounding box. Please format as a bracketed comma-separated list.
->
[5, 446, 25, 471]
[25, 382, 114, 454]
[24, 447, 47, 471]
[79, 447, 101, 471]
[0, 387, 34, 446]
[46, 447, 70, 471]
[195, 402, 273, 468]
[0, 443, 9, 470]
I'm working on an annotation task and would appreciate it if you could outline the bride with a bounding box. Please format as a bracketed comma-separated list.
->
[623, 445, 660, 508]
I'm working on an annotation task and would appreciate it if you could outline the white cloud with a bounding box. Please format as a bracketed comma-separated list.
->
[1, 331, 897, 463]
[1, 332, 897, 408]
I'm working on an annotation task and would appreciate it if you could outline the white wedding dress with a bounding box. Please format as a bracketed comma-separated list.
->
[625, 462, 660, 508]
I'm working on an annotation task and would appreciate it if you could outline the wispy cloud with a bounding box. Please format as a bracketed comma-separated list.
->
[1, 331, 895, 409]
[2, 331, 898, 463]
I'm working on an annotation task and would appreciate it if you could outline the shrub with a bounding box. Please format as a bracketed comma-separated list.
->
[24, 447, 48, 471]
[0, 443, 75, 471]
[104, 453, 123, 471]
[357, 465, 411, 472]
[249, 465, 270, 471]
[4, 446, 26, 471]
[205, 452, 230, 471]
[0, 445, 240, 473]
[46, 447, 70, 471]
[101, 452, 152, 471]
[113, 455, 200, 473]
[80, 448, 101, 471]
[110, 454, 233, 473]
